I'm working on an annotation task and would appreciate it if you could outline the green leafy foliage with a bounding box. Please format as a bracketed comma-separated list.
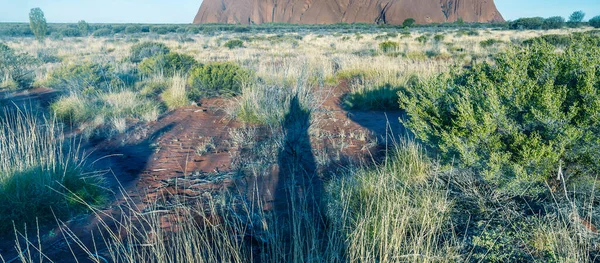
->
[138, 52, 198, 76]
[543, 16, 565, 29]
[402, 18, 416, 27]
[398, 36, 600, 197]
[0, 43, 37, 89]
[568, 11, 585, 23]
[590, 16, 600, 28]
[480, 38, 504, 48]
[510, 17, 544, 30]
[223, 39, 244, 49]
[188, 62, 251, 101]
[28, 8, 47, 42]
[129, 42, 170, 63]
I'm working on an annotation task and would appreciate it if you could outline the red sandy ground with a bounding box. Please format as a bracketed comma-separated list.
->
[0, 83, 405, 261]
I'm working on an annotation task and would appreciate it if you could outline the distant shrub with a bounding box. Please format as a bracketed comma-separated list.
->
[510, 17, 544, 30]
[138, 52, 198, 76]
[125, 25, 142, 34]
[129, 42, 170, 63]
[223, 39, 244, 49]
[433, 34, 445, 42]
[402, 18, 416, 27]
[480, 38, 504, 48]
[416, 35, 428, 44]
[60, 28, 81, 37]
[398, 36, 600, 197]
[92, 28, 113, 37]
[543, 16, 565, 29]
[378, 41, 399, 53]
[0, 43, 37, 89]
[590, 16, 600, 28]
[188, 62, 251, 101]
[568, 10, 585, 24]
[150, 26, 169, 35]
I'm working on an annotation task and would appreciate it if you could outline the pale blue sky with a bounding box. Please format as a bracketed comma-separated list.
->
[0, 0, 598, 23]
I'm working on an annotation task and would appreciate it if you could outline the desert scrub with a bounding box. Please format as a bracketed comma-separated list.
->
[378, 40, 399, 53]
[398, 36, 600, 197]
[480, 38, 504, 48]
[0, 110, 105, 233]
[138, 52, 198, 76]
[129, 41, 170, 63]
[161, 74, 190, 109]
[0, 43, 37, 89]
[326, 140, 459, 262]
[43, 62, 118, 92]
[223, 39, 244, 49]
[188, 62, 251, 101]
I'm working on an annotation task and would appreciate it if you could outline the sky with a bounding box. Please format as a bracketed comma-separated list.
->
[0, 0, 599, 23]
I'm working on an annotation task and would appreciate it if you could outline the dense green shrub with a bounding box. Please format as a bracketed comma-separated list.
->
[522, 34, 573, 47]
[150, 26, 169, 35]
[378, 41, 399, 53]
[60, 28, 81, 37]
[568, 10, 585, 24]
[223, 39, 244, 49]
[188, 62, 251, 100]
[398, 36, 600, 197]
[433, 34, 445, 42]
[510, 17, 544, 30]
[590, 16, 600, 28]
[0, 43, 37, 89]
[92, 28, 112, 37]
[138, 52, 197, 76]
[402, 18, 416, 27]
[129, 42, 170, 63]
[125, 25, 142, 34]
[45, 62, 115, 91]
[543, 16, 565, 29]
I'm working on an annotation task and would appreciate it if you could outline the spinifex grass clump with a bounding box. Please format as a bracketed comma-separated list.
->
[399, 35, 600, 197]
[0, 109, 105, 233]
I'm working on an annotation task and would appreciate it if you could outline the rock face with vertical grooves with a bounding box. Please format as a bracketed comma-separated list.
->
[193, 0, 504, 25]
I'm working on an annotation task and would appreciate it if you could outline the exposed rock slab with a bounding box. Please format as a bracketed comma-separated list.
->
[193, 0, 504, 24]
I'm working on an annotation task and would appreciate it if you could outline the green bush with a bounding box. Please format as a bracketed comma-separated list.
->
[138, 52, 198, 76]
[590, 16, 600, 28]
[510, 17, 544, 30]
[60, 28, 81, 37]
[129, 42, 170, 63]
[92, 28, 113, 37]
[398, 36, 600, 197]
[150, 26, 169, 35]
[0, 43, 37, 89]
[433, 34, 445, 42]
[480, 38, 504, 48]
[223, 39, 244, 49]
[378, 41, 399, 53]
[125, 25, 142, 34]
[522, 34, 573, 47]
[543, 16, 565, 29]
[416, 35, 428, 44]
[188, 62, 251, 101]
[45, 62, 115, 91]
[402, 18, 416, 27]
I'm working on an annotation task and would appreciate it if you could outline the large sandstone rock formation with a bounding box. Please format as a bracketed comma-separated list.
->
[193, 0, 504, 25]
